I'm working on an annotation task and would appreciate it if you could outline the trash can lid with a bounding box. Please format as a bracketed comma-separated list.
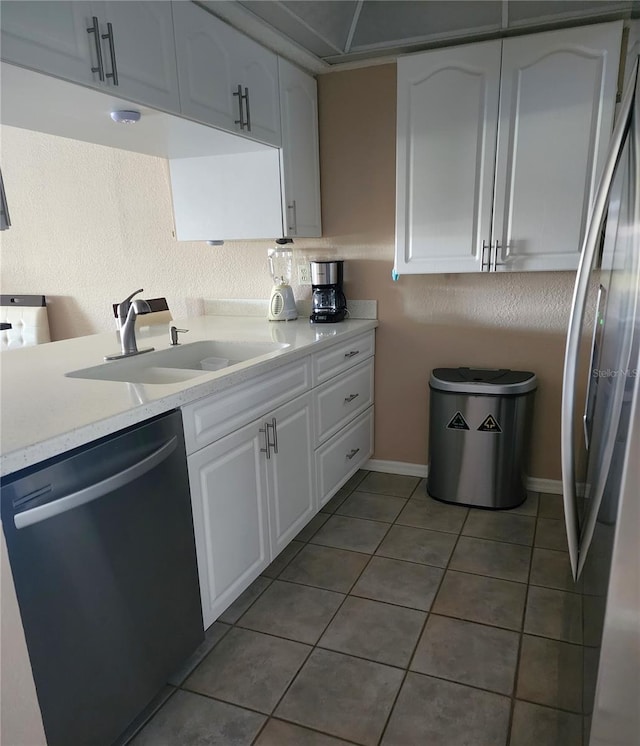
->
[430, 367, 537, 395]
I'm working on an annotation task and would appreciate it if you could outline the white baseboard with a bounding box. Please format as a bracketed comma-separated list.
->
[525, 477, 563, 495]
[364, 459, 565, 495]
[365, 459, 428, 479]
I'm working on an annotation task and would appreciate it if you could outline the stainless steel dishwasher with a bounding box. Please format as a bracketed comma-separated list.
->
[1, 409, 203, 746]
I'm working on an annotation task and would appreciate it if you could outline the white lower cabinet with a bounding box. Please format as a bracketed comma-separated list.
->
[187, 417, 270, 628]
[314, 358, 374, 444]
[266, 393, 315, 557]
[188, 392, 314, 629]
[315, 408, 374, 508]
[311, 331, 375, 507]
[184, 332, 375, 629]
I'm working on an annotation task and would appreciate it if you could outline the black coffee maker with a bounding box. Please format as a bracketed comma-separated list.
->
[310, 260, 347, 323]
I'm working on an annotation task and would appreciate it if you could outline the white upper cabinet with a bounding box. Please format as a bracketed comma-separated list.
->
[395, 21, 622, 274]
[624, 20, 640, 87]
[97, 2, 180, 112]
[492, 23, 622, 271]
[0, 1, 180, 113]
[278, 57, 322, 238]
[396, 40, 501, 274]
[169, 148, 283, 241]
[232, 31, 281, 147]
[0, 1, 94, 85]
[172, 1, 281, 146]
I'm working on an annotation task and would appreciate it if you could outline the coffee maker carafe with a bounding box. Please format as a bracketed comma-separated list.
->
[310, 260, 347, 323]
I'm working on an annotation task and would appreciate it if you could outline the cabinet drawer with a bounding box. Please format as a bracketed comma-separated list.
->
[313, 358, 374, 445]
[182, 357, 311, 454]
[315, 407, 374, 508]
[312, 331, 375, 384]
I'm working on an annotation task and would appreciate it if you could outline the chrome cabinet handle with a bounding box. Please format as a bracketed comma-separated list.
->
[102, 22, 118, 86]
[287, 200, 297, 234]
[491, 241, 500, 272]
[481, 240, 491, 271]
[561, 57, 639, 580]
[233, 85, 244, 128]
[87, 17, 105, 81]
[344, 350, 359, 359]
[344, 393, 359, 403]
[233, 85, 249, 130]
[268, 417, 278, 454]
[244, 87, 251, 131]
[346, 448, 360, 461]
[259, 424, 271, 459]
[15, 437, 178, 529]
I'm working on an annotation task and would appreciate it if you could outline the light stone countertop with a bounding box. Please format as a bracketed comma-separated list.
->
[0, 315, 378, 478]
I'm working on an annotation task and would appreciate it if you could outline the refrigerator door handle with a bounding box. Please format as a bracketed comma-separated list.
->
[583, 284, 605, 450]
[561, 58, 639, 580]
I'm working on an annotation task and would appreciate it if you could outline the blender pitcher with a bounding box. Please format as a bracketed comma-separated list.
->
[268, 243, 298, 321]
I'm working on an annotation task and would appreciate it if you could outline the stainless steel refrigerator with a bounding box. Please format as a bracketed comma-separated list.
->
[561, 55, 639, 745]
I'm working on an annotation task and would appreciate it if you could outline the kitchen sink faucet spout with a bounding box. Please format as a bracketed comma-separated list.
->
[105, 289, 155, 361]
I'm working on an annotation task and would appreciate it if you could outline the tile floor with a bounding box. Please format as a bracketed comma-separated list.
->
[130, 471, 586, 746]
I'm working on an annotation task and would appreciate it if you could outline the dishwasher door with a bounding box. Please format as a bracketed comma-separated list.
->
[1, 410, 203, 746]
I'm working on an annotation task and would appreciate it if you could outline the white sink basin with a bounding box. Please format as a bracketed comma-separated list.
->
[66, 340, 290, 384]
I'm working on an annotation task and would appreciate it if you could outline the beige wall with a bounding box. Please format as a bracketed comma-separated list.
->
[315, 64, 583, 480]
[0, 63, 584, 480]
[0, 125, 282, 339]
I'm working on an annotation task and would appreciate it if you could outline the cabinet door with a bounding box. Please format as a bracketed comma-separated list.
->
[279, 57, 322, 237]
[267, 393, 315, 557]
[188, 420, 269, 629]
[100, 1, 180, 113]
[395, 41, 501, 274]
[492, 22, 622, 272]
[233, 33, 281, 147]
[624, 20, 640, 88]
[316, 407, 374, 508]
[172, 1, 238, 131]
[0, 1, 96, 86]
[173, 1, 280, 145]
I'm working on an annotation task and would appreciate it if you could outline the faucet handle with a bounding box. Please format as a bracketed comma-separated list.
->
[117, 288, 144, 320]
[170, 326, 188, 346]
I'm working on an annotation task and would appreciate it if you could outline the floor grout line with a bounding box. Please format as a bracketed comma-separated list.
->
[506, 490, 541, 744]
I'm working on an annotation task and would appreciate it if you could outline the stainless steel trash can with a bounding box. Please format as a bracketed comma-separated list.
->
[427, 367, 537, 509]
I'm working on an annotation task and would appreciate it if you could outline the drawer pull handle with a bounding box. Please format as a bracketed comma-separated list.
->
[346, 448, 360, 461]
[344, 350, 360, 359]
[344, 393, 359, 403]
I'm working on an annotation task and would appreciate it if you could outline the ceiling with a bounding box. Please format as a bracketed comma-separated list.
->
[199, 0, 639, 73]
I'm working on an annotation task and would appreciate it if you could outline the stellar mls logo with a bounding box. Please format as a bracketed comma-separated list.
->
[592, 368, 638, 378]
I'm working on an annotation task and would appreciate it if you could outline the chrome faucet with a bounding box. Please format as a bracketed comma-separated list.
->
[105, 289, 155, 361]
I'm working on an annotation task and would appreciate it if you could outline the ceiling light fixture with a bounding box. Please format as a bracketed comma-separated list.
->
[110, 110, 141, 124]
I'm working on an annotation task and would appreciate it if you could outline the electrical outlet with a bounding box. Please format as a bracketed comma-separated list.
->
[298, 265, 312, 285]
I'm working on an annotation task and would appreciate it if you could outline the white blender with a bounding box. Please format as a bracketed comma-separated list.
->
[268, 240, 298, 321]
